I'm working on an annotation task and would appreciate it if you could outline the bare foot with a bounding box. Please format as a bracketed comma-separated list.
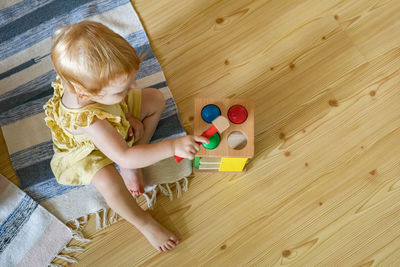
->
[120, 168, 144, 195]
[138, 216, 180, 252]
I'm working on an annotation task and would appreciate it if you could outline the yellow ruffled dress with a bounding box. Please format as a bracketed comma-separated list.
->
[43, 77, 141, 185]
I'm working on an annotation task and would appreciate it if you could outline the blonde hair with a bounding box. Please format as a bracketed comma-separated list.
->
[51, 20, 140, 96]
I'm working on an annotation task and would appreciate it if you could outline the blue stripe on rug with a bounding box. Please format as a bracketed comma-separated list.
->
[0, 0, 131, 61]
[24, 178, 82, 203]
[0, 95, 51, 126]
[0, 0, 54, 27]
[125, 30, 150, 48]
[0, 0, 92, 43]
[16, 159, 54, 190]
[10, 141, 53, 172]
[0, 70, 56, 113]
[0, 195, 38, 253]
[161, 97, 180, 120]
[136, 58, 163, 80]
[151, 113, 185, 142]
[0, 54, 49, 80]
[153, 81, 168, 89]
[0, 54, 50, 80]
[135, 44, 154, 62]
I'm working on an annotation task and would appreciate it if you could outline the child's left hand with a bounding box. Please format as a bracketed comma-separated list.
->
[125, 112, 144, 143]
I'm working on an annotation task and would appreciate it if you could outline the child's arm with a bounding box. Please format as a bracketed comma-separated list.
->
[81, 117, 208, 169]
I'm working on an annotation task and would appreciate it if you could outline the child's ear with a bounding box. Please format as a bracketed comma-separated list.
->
[76, 90, 84, 98]
[76, 89, 90, 100]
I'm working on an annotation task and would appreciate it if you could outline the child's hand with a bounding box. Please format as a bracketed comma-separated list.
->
[125, 112, 144, 143]
[172, 135, 209, 160]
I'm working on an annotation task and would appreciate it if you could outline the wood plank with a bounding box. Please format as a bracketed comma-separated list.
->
[0, 128, 19, 186]
[327, 0, 400, 60]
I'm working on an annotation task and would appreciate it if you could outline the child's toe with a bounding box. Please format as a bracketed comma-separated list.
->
[170, 236, 179, 244]
[167, 240, 176, 248]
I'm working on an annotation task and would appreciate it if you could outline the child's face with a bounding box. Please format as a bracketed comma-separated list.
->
[91, 71, 137, 105]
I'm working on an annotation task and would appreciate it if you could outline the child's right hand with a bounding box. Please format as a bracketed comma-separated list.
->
[173, 135, 209, 160]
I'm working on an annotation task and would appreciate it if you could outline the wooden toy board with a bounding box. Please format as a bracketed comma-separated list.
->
[194, 98, 254, 158]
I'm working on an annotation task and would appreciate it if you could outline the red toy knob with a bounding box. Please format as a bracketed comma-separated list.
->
[228, 105, 248, 124]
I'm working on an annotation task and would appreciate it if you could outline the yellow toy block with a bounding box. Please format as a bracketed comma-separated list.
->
[219, 158, 248, 172]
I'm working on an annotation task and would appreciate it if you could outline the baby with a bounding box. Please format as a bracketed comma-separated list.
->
[43, 20, 208, 252]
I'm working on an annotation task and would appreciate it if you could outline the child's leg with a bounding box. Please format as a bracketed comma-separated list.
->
[92, 164, 179, 252]
[121, 88, 165, 194]
[137, 88, 166, 144]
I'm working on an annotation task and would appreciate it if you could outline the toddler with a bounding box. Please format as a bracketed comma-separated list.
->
[43, 20, 207, 252]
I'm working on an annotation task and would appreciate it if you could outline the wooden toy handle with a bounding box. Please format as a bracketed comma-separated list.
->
[201, 125, 218, 139]
[174, 125, 218, 162]
[174, 155, 184, 162]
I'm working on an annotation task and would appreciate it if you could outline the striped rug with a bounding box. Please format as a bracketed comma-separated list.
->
[0, 174, 74, 266]
[0, 0, 192, 255]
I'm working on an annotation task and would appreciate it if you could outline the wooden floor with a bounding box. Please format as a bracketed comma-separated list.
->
[2, 0, 400, 265]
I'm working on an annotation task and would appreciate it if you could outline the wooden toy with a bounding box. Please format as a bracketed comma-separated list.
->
[174, 116, 230, 162]
[193, 98, 254, 172]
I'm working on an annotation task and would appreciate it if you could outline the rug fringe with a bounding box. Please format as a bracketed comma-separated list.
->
[103, 208, 108, 228]
[110, 209, 119, 223]
[144, 176, 190, 209]
[81, 215, 88, 224]
[70, 229, 91, 243]
[166, 183, 173, 200]
[176, 181, 182, 198]
[73, 219, 80, 230]
[183, 177, 189, 191]
[94, 208, 116, 229]
[54, 254, 77, 263]
[96, 209, 102, 230]
[143, 188, 157, 210]
[158, 184, 169, 195]
[63, 245, 84, 252]
[71, 215, 89, 231]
